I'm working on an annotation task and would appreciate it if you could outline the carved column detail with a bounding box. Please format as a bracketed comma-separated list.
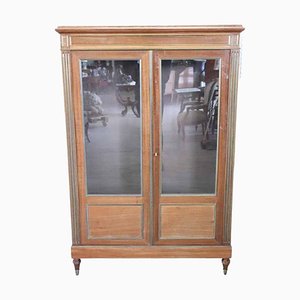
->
[61, 35, 71, 50]
[62, 51, 80, 244]
[223, 49, 240, 244]
[229, 34, 239, 47]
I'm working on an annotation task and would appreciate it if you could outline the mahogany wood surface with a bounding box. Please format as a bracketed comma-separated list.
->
[58, 26, 243, 267]
[160, 205, 215, 239]
[57, 26, 244, 51]
[152, 50, 230, 245]
[56, 25, 244, 34]
[87, 205, 143, 240]
[71, 50, 150, 245]
[72, 245, 232, 258]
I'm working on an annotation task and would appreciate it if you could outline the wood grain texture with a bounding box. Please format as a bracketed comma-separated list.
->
[61, 51, 80, 244]
[87, 205, 143, 239]
[223, 49, 240, 244]
[56, 26, 244, 51]
[67, 35, 232, 51]
[152, 51, 161, 245]
[56, 25, 245, 34]
[70, 50, 150, 245]
[86, 196, 143, 205]
[57, 26, 244, 261]
[71, 245, 232, 258]
[160, 205, 215, 239]
[160, 196, 217, 204]
[152, 50, 230, 245]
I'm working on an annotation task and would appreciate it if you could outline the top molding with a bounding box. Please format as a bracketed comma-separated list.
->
[56, 25, 244, 51]
[56, 25, 245, 34]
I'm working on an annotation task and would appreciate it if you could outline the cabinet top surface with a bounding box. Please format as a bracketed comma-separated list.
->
[55, 25, 245, 34]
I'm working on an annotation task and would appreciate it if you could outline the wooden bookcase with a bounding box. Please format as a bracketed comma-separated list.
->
[56, 25, 244, 275]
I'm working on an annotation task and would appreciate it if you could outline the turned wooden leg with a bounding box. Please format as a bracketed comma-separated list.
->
[222, 258, 230, 275]
[73, 258, 81, 276]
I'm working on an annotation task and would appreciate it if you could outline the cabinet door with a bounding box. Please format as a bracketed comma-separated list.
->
[153, 50, 230, 245]
[71, 51, 150, 245]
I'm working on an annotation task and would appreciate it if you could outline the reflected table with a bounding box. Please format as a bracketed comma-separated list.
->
[175, 87, 201, 112]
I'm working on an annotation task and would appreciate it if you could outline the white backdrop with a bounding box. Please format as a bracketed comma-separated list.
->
[1, 1, 299, 299]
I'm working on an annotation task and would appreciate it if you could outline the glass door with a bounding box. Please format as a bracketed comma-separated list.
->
[71, 51, 150, 245]
[153, 50, 230, 245]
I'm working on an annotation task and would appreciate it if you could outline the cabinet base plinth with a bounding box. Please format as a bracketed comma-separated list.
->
[71, 245, 231, 258]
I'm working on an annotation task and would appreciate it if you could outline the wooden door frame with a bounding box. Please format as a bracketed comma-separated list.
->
[70, 50, 151, 245]
[152, 50, 230, 245]
[64, 48, 237, 248]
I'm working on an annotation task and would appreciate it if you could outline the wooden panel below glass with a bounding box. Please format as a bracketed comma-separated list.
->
[87, 205, 143, 239]
[160, 204, 215, 239]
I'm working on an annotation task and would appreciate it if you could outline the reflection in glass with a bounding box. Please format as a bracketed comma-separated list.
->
[81, 60, 141, 195]
[161, 59, 220, 194]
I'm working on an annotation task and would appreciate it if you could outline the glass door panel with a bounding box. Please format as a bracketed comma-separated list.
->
[161, 58, 220, 195]
[80, 59, 142, 195]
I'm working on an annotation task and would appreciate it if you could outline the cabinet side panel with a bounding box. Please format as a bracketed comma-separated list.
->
[62, 51, 80, 244]
[224, 49, 240, 244]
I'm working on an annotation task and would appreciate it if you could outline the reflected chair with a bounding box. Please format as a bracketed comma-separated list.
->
[83, 91, 108, 143]
[177, 80, 219, 141]
[115, 85, 140, 118]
